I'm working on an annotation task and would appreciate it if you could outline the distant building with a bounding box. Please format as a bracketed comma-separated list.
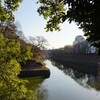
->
[73, 35, 85, 45]
[73, 35, 97, 53]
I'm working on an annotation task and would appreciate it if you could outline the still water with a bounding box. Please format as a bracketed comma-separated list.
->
[27, 60, 100, 100]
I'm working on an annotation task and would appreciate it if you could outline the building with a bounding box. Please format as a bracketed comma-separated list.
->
[73, 35, 85, 45]
[73, 35, 97, 53]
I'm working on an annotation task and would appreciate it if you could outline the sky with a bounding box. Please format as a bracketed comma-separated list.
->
[14, 0, 84, 49]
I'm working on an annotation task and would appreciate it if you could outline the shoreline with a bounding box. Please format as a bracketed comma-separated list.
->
[19, 67, 50, 78]
[19, 60, 50, 78]
[49, 54, 100, 75]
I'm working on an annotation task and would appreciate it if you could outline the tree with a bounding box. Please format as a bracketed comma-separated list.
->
[30, 36, 48, 50]
[0, 34, 34, 99]
[29, 36, 48, 62]
[0, 0, 22, 22]
[1, 0, 100, 54]
[0, 19, 18, 39]
[37, 0, 100, 54]
[63, 45, 73, 54]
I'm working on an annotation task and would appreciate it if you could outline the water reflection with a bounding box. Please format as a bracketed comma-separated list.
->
[25, 77, 49, 100]
[52, 61, 100, 91]
[38, 85, 48, 100]
[26, 60, 100, 100]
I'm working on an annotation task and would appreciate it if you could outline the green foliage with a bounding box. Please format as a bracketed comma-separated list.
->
[0, 0, 23, 22]
[0, 34, 34, 99]
[37, 0, 66, 31]
[37, 0, 100, 54]
[19, 46, 33, 62]
[1, 0, 100, 53]
[4, 0, 23, 11]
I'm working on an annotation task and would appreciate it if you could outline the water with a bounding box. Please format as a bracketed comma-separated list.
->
[28, 60, 100, 100]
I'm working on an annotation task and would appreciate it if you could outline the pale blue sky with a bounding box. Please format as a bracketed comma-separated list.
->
[14, 0, 84, 49]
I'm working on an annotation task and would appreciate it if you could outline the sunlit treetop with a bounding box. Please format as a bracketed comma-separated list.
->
[0, 0, 22, 21]
[37, 0, 66, 31]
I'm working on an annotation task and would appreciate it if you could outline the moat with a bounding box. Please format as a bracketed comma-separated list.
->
[26, 60, 100, 100]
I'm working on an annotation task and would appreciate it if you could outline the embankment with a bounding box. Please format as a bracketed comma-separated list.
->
[19, 60, 50, 78]
[19, 68, 50, 78]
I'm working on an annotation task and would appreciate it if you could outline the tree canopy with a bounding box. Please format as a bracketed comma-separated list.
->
[0, 0, 22, 21]
[0, 34, 34, 99]
[0, 0, 100, 54]
[37, 0, 100, 54]
[0, 0, 99, 98]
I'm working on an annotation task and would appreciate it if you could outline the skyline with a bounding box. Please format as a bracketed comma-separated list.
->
[14, 0, 84, 49]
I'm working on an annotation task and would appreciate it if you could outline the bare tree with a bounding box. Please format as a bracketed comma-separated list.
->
[29, 36, 49, 61]
[29, 36, 48, 50]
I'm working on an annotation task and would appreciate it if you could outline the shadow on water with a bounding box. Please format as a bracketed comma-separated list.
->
[24, 77, 49, 100]
[51, 61, 100, 91]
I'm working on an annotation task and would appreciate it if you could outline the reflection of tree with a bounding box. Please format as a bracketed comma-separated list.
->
[51, 61, 64, 70]
[87, 75, 100, 91]
[37, 85, 48, 100]
[25, 77, 49, 100]
[52, 61, 100, 91]
[64, 68, 100, 91]
[63, 68, 91, 89]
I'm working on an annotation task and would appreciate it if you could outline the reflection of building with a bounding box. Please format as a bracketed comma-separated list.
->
[63, 67, 100, 90]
